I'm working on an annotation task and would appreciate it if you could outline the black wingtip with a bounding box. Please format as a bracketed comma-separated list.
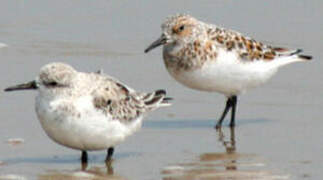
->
[155, 89, 166, 96]
[298, 54, 313, 61]
[290, 49, 312, 61]
[161, 97, 173, 104]
[163, 97, 173, 101]
[290, 49, 303, 56]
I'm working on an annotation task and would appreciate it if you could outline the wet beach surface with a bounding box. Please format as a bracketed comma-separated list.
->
[0, 0, 322, 179]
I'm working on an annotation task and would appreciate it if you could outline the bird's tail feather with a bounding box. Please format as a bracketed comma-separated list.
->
[143, 89, 172, 109]
[274, 48, 312, 61]
[297, 54, 312, 61]
[283, 49, 312, 61]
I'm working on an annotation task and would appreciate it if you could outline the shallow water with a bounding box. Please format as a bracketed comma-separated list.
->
[0, 0, 322, 179]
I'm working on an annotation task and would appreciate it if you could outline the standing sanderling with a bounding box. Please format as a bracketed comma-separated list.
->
[4, 62, 172, 163]
[145, 14, 312, 129]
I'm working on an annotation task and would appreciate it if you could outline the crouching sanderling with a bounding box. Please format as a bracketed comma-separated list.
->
[5, 62, 172, 163]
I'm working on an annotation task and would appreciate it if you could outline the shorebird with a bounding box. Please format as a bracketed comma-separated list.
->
[5, 62, 172, 163]
[145, 14, 312, 129]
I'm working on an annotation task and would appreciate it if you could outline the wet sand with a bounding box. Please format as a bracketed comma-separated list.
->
[0, 0, 322, 179]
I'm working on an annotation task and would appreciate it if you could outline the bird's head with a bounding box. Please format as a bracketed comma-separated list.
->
[4, 63, 76, 97]
[145, 14, 203, 53]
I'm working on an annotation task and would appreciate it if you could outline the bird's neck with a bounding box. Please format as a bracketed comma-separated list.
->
[163, 38, 214, 71]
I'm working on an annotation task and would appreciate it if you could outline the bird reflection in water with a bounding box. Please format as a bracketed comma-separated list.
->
[217, 127, 237, 170]
[161, 127, 284, 180]
[198, 127, 240, 172]
[81, 159, 114, 174]
[39, 160, 122, 180]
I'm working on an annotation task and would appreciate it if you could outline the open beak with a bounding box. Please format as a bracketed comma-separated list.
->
[144, 34, 168, 53]
[4, 80, 38, 92]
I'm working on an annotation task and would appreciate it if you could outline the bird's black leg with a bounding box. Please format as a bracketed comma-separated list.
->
[105, 147, 114, 162]
[81, 151, 88, 164]
[215, 97, 234, 129]
[229, 96, 237, 127]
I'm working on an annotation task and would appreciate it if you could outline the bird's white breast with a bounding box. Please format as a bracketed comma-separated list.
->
[166, 49, 278, 96]
[35, 95, 143, 151]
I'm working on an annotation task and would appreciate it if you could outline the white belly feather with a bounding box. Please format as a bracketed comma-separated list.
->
[167, 49, 301, 96]
[35, 95, 142, 151]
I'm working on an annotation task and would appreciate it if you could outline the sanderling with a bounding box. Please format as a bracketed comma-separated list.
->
[145, 14, 312, 129]
[4, 62, 172, 163]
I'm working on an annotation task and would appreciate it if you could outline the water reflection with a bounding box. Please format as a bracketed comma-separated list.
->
[1, 154, 130, 180]
[216, 127, 237, 170]
[39, 160, 124, 180]
[162, 127, 287, 180]
[81, 160, 114, 174]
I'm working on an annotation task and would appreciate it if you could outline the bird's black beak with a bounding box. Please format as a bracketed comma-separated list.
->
[144, 34, 168, 53]
[4, 80, 38, 92]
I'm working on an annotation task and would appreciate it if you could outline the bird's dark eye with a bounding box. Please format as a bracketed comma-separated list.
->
[49, 82, 58, 86]
[179, 25, 185, 31]
[45, 81, 58, 86]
